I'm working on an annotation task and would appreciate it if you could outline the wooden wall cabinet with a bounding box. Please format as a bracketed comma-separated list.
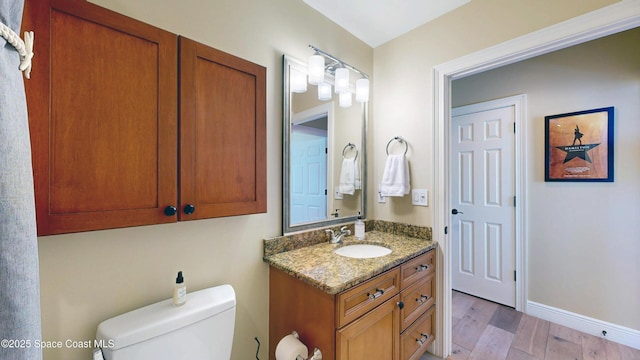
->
[23, 0, 266, 235]
[179, 37, 266, 220]
[269, 249, 436, 360]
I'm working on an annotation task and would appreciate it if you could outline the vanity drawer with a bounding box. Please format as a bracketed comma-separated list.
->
[400, 249, 435, 289]
[400, 305, 435, 360]
[399, 272, 435, 331]
[337, 268, 400, 328]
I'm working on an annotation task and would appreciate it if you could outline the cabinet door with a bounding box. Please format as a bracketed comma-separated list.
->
[336, 295, 400, 360]
[179, 37, 266, 219]
[23, 0, 178, 235]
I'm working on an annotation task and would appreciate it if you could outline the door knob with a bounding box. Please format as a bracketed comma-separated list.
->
[183, 204, 195, 215]
[164, 206, 177, 216]
[451, 209, 463, 215]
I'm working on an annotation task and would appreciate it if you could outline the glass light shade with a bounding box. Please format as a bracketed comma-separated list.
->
[355, 78, 369, 102]
[290, 68, 307, 93]
[308, 54, 325, 85]
[318, 82, 332, 101]
[334, 67, 350, 93]
[339, 91, 352, 108]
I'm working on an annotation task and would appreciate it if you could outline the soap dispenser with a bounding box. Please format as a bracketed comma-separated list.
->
[355, 212, 365, 240]
[173, 271, 186, 306]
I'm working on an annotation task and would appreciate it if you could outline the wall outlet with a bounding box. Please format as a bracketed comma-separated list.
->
[334, 190, 344, 200]
[411, 189, 428, 206]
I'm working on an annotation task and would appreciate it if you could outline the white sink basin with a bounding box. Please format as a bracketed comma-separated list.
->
[334, 244, 392, 259]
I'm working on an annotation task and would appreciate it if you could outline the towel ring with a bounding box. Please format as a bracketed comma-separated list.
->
[386, 136, 408, 155]
[342, 142, 358, 160]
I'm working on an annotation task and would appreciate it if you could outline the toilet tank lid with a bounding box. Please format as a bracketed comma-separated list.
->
[96, 284, 235, 350]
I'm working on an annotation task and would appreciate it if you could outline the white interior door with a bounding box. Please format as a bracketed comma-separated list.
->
[290, 126, 327, 224]
[451, 103, 516, 307]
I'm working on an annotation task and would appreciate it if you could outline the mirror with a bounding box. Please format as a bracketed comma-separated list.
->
[283, 54, 368, 234]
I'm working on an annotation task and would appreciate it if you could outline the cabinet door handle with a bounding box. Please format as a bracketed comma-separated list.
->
[183, 204, 195, 215]
[164, 206, 177, 216]
[416, 294, 429, 304]
[367, 288, 384, 300]
[415, 264, 429, 272]
[416, 333, 429, 345]
[397, 301, 404, 310]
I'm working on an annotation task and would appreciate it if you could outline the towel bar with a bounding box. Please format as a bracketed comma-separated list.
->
[342, 142, 358, 160]
[386, 136, 408, 155]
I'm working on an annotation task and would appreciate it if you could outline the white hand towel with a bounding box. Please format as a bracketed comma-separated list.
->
[354, 158, 361, 190]
[379, 154, 410, 197]
[338, 158, 359, 195]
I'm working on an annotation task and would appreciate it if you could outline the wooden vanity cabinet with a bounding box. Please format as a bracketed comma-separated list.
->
[269, 248, 436, 360]
[335, 268, 401, 359]
[23, 0, 266, 235]
[399, 250, 437, 360]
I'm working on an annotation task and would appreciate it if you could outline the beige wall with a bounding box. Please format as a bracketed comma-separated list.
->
[38, 1, 372, 359]
[37, 0, 630, 359]
[370, 0, 618, 225]
[452, 28, 640, 330]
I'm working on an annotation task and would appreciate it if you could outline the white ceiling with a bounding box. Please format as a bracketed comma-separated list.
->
[303, 0, 471, 48]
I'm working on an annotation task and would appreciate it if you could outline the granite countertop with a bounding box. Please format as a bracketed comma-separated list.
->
[263, 230, 436, 295]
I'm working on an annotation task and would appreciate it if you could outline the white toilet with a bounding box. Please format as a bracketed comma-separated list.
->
[95, 284, 235, 360]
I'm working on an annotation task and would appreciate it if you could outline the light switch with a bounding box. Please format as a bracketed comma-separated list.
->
[377, 186, 386, 203]
[411, 189, 428, 206]
[335, 190, 344, 200]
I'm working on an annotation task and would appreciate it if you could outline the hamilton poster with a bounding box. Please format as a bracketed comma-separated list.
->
[544, 107, 614, 182]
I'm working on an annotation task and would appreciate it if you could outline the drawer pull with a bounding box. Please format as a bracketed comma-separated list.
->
[367, 288, 384, 300]
[416, 333, 430, 345]
[416, 294, 429, 304]
[415, 264, 429, 272]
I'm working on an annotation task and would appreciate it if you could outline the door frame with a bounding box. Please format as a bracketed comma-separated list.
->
[451, 95, 526, 311]
[432, 2, 640, 357]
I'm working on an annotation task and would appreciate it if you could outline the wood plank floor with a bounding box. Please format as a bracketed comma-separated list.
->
[420, 291, 640, 360]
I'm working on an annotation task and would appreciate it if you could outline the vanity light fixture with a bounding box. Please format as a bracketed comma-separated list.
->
[355, 77, 369, 103]
[290, 68, 307, 93]
[308, 45, 369, 107]
[318, 82, 332, 101]
[339, 91, 352, 108]
[308, 53, 325, 85]
[334, 67, 350, 94]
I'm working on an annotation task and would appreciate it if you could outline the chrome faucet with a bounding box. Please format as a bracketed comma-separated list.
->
[326, 226, 351, 244]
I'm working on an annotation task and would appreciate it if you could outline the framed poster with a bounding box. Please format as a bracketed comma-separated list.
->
[544, 107, 614, 182]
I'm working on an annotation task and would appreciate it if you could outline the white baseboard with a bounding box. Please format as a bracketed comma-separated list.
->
[526, 301, 640, 350]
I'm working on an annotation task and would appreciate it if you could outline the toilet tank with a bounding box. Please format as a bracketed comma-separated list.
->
[96, 284, 235, 360]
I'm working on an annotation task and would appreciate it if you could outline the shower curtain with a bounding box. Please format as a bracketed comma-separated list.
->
[0, 0, 43, 359]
